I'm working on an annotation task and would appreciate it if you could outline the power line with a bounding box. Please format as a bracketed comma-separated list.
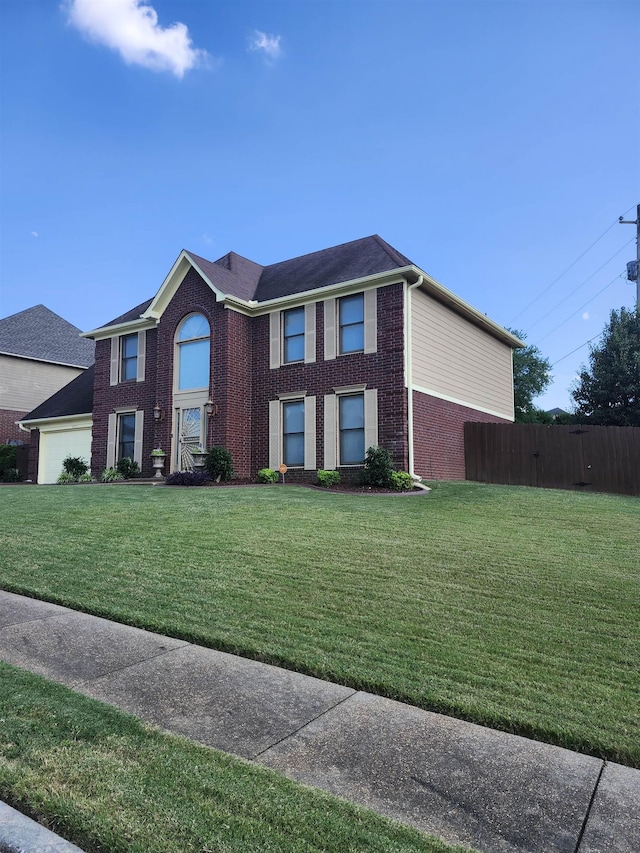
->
[537, 271, 624, 344]
[508, 204, 638, 325]
[551, 332, 605, 368]
[525, 237, 634, 334]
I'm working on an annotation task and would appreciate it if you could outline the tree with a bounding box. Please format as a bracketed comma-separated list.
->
[571, 307, 640, 426]
[507, 329, 552, 423]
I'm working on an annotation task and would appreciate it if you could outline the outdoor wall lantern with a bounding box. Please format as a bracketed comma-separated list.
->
[206, 399, 216, 417]
[153, 403, 164, 421]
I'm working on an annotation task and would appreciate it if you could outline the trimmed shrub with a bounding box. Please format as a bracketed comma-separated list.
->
[62, 455, 89, 479]
[317, 469, 340, 488]
[165, 470, 210, 487]
[117, 457, 140, 479]
[205, 446, 233, 482]
[0, 444, 19, 481]
[361, 446, 394, 488]
[56, 471, 75, 484]
[78, 472, 94, 483]
[389, 471, 414, 491]
[101, 467, 124, 482]
[257, 468, 278, 484]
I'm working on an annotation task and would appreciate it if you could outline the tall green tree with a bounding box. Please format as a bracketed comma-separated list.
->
[507, 329, 552, 422]
[571, 307, 640, 426]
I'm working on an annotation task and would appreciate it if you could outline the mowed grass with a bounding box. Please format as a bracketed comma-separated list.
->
[0, 663, 462, 853]
[1, 481, 638, 766]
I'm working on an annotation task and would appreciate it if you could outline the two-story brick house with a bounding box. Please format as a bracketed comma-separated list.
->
[22, 235, 522, 483]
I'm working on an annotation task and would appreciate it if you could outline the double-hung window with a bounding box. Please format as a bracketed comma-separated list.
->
[120, 334, 138, 381]
[282, 399, 305, 466]
[270, 304, 316, 369]
[339, 394, 365, 465]
[110, 331, 146, 385]
[268, 394, 317, 470]
[107, 409, 144, 469]
[117, 413, 136, 461]
[283, 307, 305, 364]
[339, 294, 364, 354]
[323, 387, 377, 469]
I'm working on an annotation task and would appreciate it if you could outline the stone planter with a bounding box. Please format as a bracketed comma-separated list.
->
[191, 452, 207, 470]
[151, 454, 166, 479]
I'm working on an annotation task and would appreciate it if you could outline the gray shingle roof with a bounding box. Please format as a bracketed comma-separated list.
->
[0, 305, 95, 367]
[97, 235, 414, 331]
[252, 235, 413, 302]
[22, 365, 94, 421]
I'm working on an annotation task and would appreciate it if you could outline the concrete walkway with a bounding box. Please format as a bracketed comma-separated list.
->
[0, 590, 638, 853]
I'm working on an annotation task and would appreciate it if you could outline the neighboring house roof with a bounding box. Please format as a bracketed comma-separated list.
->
[0, 304, 95, 367]
[21, 365, 95, 423]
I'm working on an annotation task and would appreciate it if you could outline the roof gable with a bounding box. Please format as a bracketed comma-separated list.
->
[0, 305, 95, 367]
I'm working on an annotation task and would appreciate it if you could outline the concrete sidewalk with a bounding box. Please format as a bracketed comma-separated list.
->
[0, 590, 637, 853]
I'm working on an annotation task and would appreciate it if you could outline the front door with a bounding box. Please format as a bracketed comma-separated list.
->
[175, 405, 203, 470]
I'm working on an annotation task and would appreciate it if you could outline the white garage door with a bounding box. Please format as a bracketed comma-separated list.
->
[39, 424, 92, 484]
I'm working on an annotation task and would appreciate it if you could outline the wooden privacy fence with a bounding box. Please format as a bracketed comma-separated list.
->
[464, 423, 640, 496]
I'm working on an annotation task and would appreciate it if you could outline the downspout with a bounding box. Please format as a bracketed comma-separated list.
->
[404, 275, 424, 483]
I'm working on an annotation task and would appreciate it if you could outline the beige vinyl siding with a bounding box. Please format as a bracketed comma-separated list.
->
[411, 289, 514, 419]
[0, 355, 85, 411]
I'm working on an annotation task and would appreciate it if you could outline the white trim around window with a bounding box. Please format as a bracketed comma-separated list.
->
[106, 409, 144, 468]
[269, 303, 317, 369]
[323, 289, 377, 361]
[323, 387, 378, 468]
[109, 331, 146, 385]
[268, 394, 316, 470]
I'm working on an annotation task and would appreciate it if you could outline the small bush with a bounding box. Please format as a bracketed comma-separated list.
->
[62, 455, 89, 479]
[257, 468, 279, 484]
[205, 446, 233, 482]
[317, 470, 341, 488]
[117, 457, 140, 479]
[165, 470, 210, 487]
[56, 471, 75, 484]
[78, 472, 94, 483]
[0, 444, 19, 481]
[101, 467, 124, 483]
[389, 471, 414, 491]
[361, 446, 395, 488]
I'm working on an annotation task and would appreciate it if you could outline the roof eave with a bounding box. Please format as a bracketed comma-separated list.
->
[82, 318, 159, 341]
[18, 412, 93, 430]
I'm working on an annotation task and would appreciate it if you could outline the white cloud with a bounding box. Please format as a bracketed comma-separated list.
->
[66, 0, 207, 78]
[582, 311, 590, 320]
[31, 231, 39, 237]
[249, 29, 281, 61]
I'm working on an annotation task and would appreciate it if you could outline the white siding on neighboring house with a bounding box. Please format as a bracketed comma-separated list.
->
[410, 289, 514, 419]
[37, 419, 92, 484]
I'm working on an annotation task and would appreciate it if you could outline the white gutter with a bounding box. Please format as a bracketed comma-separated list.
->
[405, 275, 423, 480]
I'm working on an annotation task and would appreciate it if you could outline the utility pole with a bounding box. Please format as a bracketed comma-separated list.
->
[619, 203, 640, 307]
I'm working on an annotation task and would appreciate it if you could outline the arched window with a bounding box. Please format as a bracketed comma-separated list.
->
[176, 314, 210, 390]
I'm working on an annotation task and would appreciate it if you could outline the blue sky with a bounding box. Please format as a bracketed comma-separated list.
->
[1, 0, 638, 411]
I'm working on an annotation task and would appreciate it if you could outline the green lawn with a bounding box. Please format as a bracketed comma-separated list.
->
[0, 663, 462, 853]
[1, 481, 638, 768]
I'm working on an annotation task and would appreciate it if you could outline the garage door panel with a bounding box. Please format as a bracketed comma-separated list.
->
[39, 428, 92, 484]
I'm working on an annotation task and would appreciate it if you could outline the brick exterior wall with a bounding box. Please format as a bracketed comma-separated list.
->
[412, 390, 510, 480]
[251, 282, 408, 477]
[0, 408, 29, 445]
[87, 266, 513, 485]
[27, 429, 40, 482]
